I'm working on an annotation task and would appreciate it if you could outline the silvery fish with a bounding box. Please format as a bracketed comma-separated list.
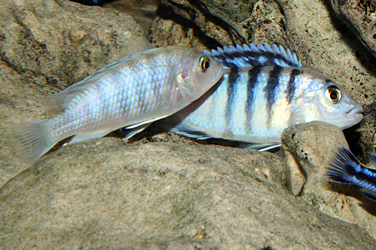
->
[163, 43, 363, 150]
[8, 45, 224, 165]
[327, 147, 376, 201]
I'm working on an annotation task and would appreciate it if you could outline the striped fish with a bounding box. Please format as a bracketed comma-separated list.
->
[327, 147, 376, 201]
[163, 43, 363, 150]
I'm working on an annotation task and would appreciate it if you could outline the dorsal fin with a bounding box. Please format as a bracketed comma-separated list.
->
[42, 36, 152, 116]
[42, 70, 110, 116]
[204, 43, 301, 68]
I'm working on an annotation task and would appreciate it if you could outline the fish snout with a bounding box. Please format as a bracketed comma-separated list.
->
[347, 104, 363, 122]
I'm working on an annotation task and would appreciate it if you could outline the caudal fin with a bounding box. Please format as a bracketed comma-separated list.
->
[7, 120, 56, 165]
[326, 147, 361, 184]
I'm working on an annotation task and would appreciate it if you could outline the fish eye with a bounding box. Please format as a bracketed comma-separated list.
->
[325, 86, 342, 104]
[199, 56, 210, 72]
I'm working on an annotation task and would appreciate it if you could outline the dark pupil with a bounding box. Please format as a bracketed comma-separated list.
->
[330, 91, 338, 100]
[202, 59, 209, 70]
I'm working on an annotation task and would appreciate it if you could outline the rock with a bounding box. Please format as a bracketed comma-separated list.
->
[149, 0, 288, 50]
[282, 121, 376, 240]
[330, 0, 376, 58]
[281, 121, 349, 196]
[103, 0, 158, 35]
[0, 0, 146, 186]
[1, 137, 376, 249]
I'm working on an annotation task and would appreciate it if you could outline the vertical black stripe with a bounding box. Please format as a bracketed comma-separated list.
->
[264, 66, 283, 126]
[246, 66, 262, 131]
[286, 68, 301, 104]
[225, 67, 240, 130]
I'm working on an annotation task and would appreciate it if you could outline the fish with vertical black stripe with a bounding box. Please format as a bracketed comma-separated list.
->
[162, 43, 363, 150]
[327, 147, 376, 201]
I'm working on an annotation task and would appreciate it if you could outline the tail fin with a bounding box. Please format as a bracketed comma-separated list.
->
[326, 147, 361, 184]
[7, 120, 56, 165]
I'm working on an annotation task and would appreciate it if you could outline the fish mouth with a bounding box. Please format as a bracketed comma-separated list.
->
[346, 105, 364, 123]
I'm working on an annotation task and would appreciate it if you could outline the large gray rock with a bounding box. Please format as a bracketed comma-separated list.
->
[1, 135, 376, 249]
[283, 121, 376, 242]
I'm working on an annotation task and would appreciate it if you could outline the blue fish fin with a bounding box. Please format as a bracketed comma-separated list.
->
[169, 126, 212, 140]
[7, 120, 57, 165]
[327, 147, 361, 184]
[68, 130, 111, 144]
[369, 152, 376, 168]
[204, 43, 301, 68]
[126, 119, 157, 129]
[239, 143, 281, 151]
[124, 115, 168, 133]
[122, 122, 152, 143]
[360, 189, 376, 201]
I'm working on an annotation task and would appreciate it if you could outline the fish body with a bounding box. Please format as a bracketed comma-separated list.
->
[70, 0, 108, 6]
[327, 147, 376, 201]
[9, 45, 224, 164]
[164, 43, 363, 149]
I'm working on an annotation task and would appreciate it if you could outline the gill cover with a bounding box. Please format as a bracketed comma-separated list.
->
[176, 55, 213, 102]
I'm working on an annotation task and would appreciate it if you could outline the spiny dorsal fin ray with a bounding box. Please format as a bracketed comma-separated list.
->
[204, 43, 301, 68]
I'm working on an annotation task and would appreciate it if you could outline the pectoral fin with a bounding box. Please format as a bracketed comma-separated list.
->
[169, 126, 212, 140]
[239, 143, 281, 151]
[122, 122, 152, 143]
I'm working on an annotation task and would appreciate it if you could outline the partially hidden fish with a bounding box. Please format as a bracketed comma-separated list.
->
[8, 45, 224, 165]
[163, 43, 363, 150]
[327, 147, 376, 201]
[70, 0, 105, 6]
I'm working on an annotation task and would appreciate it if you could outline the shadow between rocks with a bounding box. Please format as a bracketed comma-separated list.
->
[322, 0, 376, 78]
[155, 0, 247, 49]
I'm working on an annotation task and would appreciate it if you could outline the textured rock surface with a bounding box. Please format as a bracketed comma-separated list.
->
[330, 0, 376, 57]
[282, 121, 376, 239]
[282, 121, 349, 197]
[103, 0, 158, 34]
[1, 136, 376, 249]
[150, 0, 288, 50]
